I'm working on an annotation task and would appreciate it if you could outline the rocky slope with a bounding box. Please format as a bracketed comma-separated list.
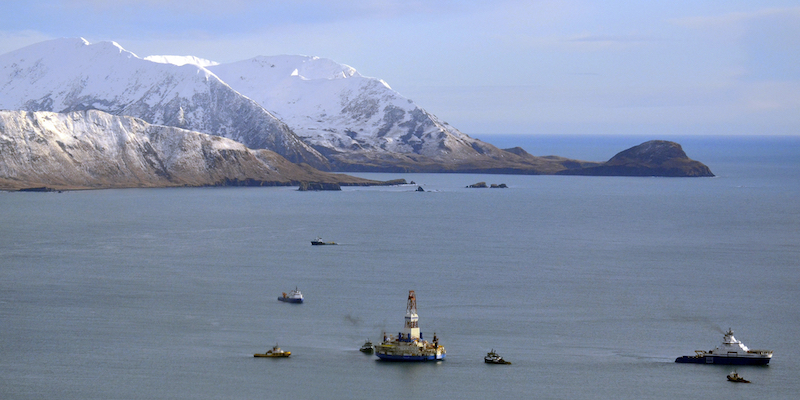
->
[0, 110, 380, 191]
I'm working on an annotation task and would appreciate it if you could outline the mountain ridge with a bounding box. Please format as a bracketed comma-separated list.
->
[0, 38, 714, 179]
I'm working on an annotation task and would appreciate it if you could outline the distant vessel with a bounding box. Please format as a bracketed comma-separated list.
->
[727, 371, 750, 383]
[359, 340, 374, 354]
[374, 290, 445, 361]
[311, 237, 337, 245]
[278, 287, 304, 303]
[675, 328, 772, 365]
[254, 344, 291, 358]
[484, 349, 511, 364]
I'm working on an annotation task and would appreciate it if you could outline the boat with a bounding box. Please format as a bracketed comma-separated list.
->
[727, 371, 750, 383]
[311, 237, 337, 245]
[374, 290, 446, 361]
[675, 328, 772, 365]
[254, 344, 291, 358]
[359, 340, 374, 354]
[484, 349, 511, 364]
[278, 287, 304, 303]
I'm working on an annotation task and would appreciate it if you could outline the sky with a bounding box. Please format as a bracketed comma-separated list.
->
[1, 0, 799, 137]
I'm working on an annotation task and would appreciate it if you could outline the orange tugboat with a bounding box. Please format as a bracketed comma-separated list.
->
[254, 344, 291, 358]
[727, 371, 750, 383]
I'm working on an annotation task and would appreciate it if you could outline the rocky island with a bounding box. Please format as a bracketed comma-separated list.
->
[557, 140, 714, 177]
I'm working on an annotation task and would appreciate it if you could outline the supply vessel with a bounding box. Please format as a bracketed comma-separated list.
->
[675, 328, 772, 365]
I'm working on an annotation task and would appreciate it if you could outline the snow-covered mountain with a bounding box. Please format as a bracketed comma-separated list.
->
[0, 109, 377, 190]
[0, 37, 537, 172]
[206, 55, 507, 169]
[0, 38, 713, 180]
[0, 38, 329, 169]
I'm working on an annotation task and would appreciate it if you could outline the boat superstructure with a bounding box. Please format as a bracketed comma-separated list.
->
[675, 328, 772, 365]
[278, 287, 304, 304]
[374, 290, 445, 361]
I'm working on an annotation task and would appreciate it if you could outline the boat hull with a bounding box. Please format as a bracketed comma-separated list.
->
[277, 297, 303, 303]
[675, 356, 770, 365]
[375, 352, 445, 361]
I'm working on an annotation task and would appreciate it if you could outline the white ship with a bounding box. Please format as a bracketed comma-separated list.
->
[675, 328, 772, 365]
[374, 290, 445, 361]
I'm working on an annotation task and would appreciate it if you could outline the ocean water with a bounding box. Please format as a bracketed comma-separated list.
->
[1, 135, 798, 399]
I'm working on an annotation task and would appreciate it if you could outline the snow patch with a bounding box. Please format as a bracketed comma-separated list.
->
[145, 55, 220, 68]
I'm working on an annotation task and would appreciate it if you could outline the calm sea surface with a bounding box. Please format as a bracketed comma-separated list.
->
[2, 135, 799, 399]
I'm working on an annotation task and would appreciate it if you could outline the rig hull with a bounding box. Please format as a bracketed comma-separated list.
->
[375, 353, 445, 361]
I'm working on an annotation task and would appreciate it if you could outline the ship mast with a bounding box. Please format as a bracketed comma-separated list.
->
[403, 290, 420, 340]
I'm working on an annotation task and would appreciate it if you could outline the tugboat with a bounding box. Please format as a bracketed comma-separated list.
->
[727, 371, 750, 383]
[278, 287, 304, 304]
[254, 344, 291, 358]
[484, 349, 511, 364]
[675, 328, 772, 365]
[374, 290, 445, 361]
[311, 237, 337, 245]
[360, 340, 375, 354]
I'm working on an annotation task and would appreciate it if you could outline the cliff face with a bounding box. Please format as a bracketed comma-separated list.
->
[557, 140, 715, 177]
[0, 110, 378, 191]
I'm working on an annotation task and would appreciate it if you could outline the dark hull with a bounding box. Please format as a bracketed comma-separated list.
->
[278, 297, 303, 303]
[675, 356, 770, 365]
